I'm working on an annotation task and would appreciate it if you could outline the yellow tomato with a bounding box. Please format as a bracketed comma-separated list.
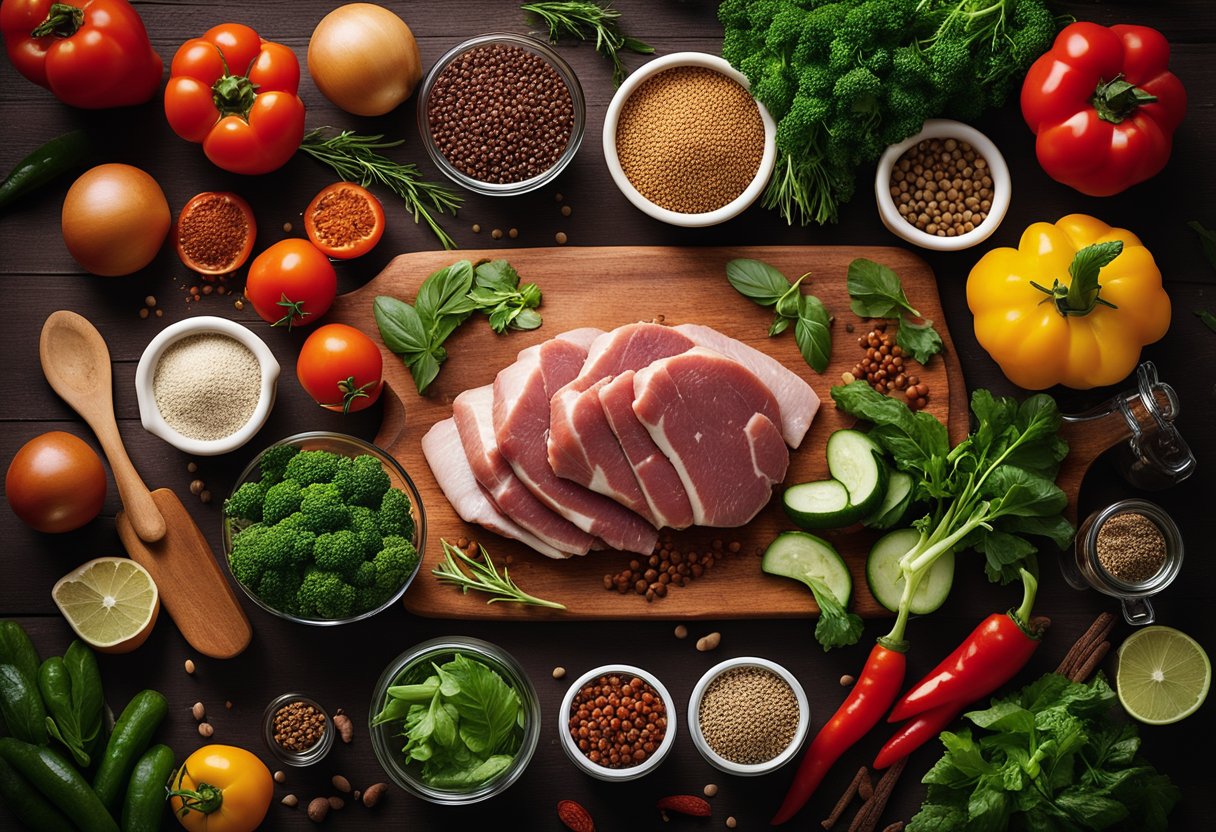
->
[169, 745, 273, 832]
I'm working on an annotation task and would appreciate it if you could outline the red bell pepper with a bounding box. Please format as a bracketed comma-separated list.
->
[0, 0, 162, 108]
[1021, 22, 1186, 197]
[770, 639, 906, 826]
[163, 23, 305, 176]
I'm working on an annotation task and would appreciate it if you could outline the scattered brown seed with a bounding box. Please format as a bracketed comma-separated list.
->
[283, 222, 293, 233]
[145, 295, 157, 307]
[282, 794, 298, 807]
[274, 770, 287, 784]
[154, 309, 163, 317]
[225, 700, 233, 710]
[472, 223, 481, 233]
[139, 308, 149, 319]
[696, 632, 722, 652]
[704, 784, 719, 797]
[331, 775, 351, 793]
[726, 817, 737, 828]
[328, 796, 345, 810]
[674, 624, 689, 639]
[198, 722, 213, 738]
[508, 228, 519, 238]
[552, 666, 566, 679]
[189, 480, 204, 495]
[184, 659, 196, 675]
[840, 674, 856, 687]
[187, 462, 198, 473]
[561, 205, 572, 216]
[200, 490, 212, 504]
[555, 192, 564, 202]
[234, 299, 244, 311]
[555, 231, 568, 245]
[492, 228, 504, 240]
[307, 797, 329, 822]
[333, 711, 353, 744]
[362, 783, 388, 808]
[191, 702, 206, 721]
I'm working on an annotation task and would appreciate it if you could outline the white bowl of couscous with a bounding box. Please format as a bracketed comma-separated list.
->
[603, 52, 777, 227]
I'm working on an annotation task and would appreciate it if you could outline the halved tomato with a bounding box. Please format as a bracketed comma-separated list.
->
[174, 191, 257, 275]
[303, 182, 385, 259]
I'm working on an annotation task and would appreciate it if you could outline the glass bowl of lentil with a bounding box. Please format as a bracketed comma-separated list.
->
[874, 119, 1011, 251]
[602, 52, 777, 228]
[262, 692, 334, 767]
[687, 657, 809, 776]
[369, 636, 541, 804]
[559, 663, 677, 782]
[417, 33, 586, 196]
[134, 316, 280, 456]
[221, 431, 427, 626]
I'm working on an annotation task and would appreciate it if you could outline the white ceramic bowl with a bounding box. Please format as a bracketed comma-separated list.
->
[687, 657, 810, 776]
[559, 663, 676, 781]
[603, 52, 777, 227]
[135, 316, 279, 456]
[875, 119, 1011, 251]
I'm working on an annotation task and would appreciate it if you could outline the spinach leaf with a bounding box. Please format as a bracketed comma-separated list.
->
[847, 258, 919, 318]
[726, 258, 790, 304]
[831, 381, 949, 470]
[897, 317, 944, 364]
[794, 295, 832, 373]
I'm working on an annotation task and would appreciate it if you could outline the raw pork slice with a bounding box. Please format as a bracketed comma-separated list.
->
[548, 323, 697, 525]
[633, 348, 789, 527]
[421, 419, 568, 560]
[495, 330, 658, 554]
[599, 369, 695, 529]
[453, 385, 594, 556]
[675, 323, 820, 447]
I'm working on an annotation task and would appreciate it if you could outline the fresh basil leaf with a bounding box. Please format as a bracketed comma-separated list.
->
[794, 294, 831, 373]
[775, 273, 807, 319]
[416, 260, 475, 333]
[408, 351, 442, 394]
[726, 258, 790, 305]
[374, 296, 428, 354]
[847, 257, 920, 318]
[769, 315, 790, 336]
[512, 308, 542, 331]
[897, 317, 943, 364]
[474, 259, 522, 289]
[803, 576, 863, 651]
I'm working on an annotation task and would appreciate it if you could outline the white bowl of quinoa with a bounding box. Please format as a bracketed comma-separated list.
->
[135, 316, 279, 456]
[687, 656, 809, 776]
[603, 52, 777, 227]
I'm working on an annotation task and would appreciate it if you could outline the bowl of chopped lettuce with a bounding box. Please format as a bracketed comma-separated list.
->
[222, 431, 426, 625]
[369, 636, 540, 804]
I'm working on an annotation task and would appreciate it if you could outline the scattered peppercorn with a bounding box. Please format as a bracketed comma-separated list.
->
[508, 228, 519, 239]
[569, 674, 667, 769]
[674, 624, 689, 639]
[850, 323, 930, 409]
[555, 231, 568, 245]
[492, 228, 503, 240]
[283, 222, 293, 233]
[607, 538, 738, 601]
[273, 700, 327, 753]
[155, 309, 163, 317]
[561, 205, 572, 217]
[139, 308, 149, 319]
[1096, 512, 1167, 584]
[472, 223, 481, 233]
[699, 667, 799, 764]
[891, 137, 993, 237]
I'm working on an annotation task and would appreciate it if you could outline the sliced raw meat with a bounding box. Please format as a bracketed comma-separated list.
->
[452, 385, 594, 556]
[675, 323, 820, 448]
[495, 330, 658, 555]
[421, 419, 568, 560]
[599, 369, 695, 529]
[633, 348, 789, 527]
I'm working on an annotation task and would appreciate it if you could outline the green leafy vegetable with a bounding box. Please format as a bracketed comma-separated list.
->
[521, 1, 653, 86]
[1187, 219, 1216, 269]
[372, 652, 526, 789]
[847, 258, 943, 364]
[726, 258, 833, 372]
[804, 576, 864, 651]
[433, 540, 566, 610]
[909, 673, 1179, 832]
[1197, 309, 1216, 333]
[375, 259, 544, 393]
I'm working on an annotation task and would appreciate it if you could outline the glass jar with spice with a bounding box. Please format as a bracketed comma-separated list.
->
[1068, 499, 1183, 625]
[262, 692, 334, 766]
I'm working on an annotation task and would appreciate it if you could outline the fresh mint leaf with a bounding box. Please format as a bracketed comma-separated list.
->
[374, 296, 428, 354]
[847, 257, 919, 318]
[1056, 789, 1129, 827]
[803, 575, 863, 651]
[513, 308, 542, 331]
[726, 258, 790, 305]
[795, 295, 832, 373]
[940, 730, 992, 779]
[967, 775, 1012, 832]
[897, 317, 943, 364]
[967, 701, 1035, 735]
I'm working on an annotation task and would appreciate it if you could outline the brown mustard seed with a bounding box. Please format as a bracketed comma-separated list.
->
[616, 66, 764, 214]
[606, 539, 737, 600]
[891, 137, 994, 237]
[139, 307, 149, 319]
[568, 674, 667, 769]
[1096, 512, 1167, 584]
[698, 666, 799, 764]
[272, 701, 327, 753]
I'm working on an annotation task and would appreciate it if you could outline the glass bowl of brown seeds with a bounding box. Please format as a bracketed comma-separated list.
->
[874, 119, 1010, 251]
[262, 692, 334, 767]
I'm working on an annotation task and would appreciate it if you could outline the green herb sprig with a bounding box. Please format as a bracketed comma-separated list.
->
[522, 1, 654, 86]
[847, 258, 944, 364]
[432, 540, 566, 610]
[299, 128, 462, 251]
[726, 258, 832, 372]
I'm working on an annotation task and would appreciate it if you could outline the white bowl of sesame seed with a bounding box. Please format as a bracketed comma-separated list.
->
[687, 657, 809, 776]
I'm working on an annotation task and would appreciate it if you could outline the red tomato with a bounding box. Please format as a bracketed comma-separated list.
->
[6, 432, 106, 533]
[244, 239, 336, 330]
[297, 324, 384, 413]
[164, 23, 305, 175]
[303, 183, 386, 259]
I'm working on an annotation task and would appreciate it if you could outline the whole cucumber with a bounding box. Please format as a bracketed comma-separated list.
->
[0, 663, 49, 746]
[120, 744, 174, 832]
[0, 621, 41, 684]
[92, 690, 167, 812]
[0, 738, 118, 832]
[0, 752, 75, 832]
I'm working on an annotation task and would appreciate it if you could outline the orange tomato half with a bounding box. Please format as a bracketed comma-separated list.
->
[303, 182, 386, 259]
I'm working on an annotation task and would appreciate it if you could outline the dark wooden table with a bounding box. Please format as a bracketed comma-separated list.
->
[2, 2, 1213, 829]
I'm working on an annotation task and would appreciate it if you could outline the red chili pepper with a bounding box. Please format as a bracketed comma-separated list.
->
[770, 640, 906, 826]
[887, 568, 1047, 725]
[873, 702, 959, 771]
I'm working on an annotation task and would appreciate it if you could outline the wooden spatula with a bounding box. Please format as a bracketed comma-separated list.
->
[40, 311, 252, 659]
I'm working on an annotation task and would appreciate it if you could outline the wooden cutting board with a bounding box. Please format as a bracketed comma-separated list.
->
[329, 245, 1109, 621]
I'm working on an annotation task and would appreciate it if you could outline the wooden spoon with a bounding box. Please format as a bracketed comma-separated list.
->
[39, 310, 165, 543]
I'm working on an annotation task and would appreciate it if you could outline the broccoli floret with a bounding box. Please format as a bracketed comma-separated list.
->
[230, 522, 311, 580]
[284, 450, 342, 486]
[224, 480, 266, 522]
[352, 560, 377, 589]
[256, 568, 303, 613]
[300, 482, 351, 533]
[262, 479, 303, 525]
[377, 488, 415, 539]
[333, 454, 391, 508]
[296, 569, 357, 619]
[228, 526, 269, 587]
[314, 530, 365, 579]
[259, 443, 300, 484]
[349, 506, 383, 556]
[372, 540, 419, 597]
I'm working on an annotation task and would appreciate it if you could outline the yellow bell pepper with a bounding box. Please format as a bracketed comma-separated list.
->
[966, 214, 1170, 390]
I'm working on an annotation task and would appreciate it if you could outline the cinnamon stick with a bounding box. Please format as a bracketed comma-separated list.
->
[849, 757, 907, 832]
[1056, 612, 1116, 678]
[881, 823, 906, 832]
[858, 768, 874, 801]
[822, 766, 868, 829]
[1071, 640, 1111, 683]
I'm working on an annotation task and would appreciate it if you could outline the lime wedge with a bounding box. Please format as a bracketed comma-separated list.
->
[1116, 625, 1210, 725]
[52, 557, 160, 654]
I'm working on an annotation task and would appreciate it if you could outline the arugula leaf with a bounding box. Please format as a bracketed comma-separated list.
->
[847, 258, 920, 318]
[803, 575, 863, 650]
[726, 258, 790, 304]
[795, 295, 832, 373]
[897, 317, 944, 364]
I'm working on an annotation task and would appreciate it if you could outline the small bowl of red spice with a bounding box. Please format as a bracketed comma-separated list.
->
[559, 664, 675, 781]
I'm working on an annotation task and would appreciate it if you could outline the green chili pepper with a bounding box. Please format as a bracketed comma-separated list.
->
[0, 130, 93, 212]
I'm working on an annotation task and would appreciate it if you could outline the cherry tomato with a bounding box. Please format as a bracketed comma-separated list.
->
[303, 183, 386, 259]
[297, 324, 384, 413]
[174, 192, 257, 275]
[244, 239, 336, 330]
[6, 432, 106, 533]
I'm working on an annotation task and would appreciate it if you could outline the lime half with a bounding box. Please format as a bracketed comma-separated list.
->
[1116, 625, 1210, 725]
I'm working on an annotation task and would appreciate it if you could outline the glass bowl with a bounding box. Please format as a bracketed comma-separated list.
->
[369, 637, 540, 805]
[222, 431, 426, 626]
[262, 692, 334, 767]
[417, 32, 586, 196]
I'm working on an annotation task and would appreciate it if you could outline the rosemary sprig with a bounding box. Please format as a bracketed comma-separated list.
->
[432, 539, 566, 610]
[299, 128, 462, 251]
[521, 1, 654, 87]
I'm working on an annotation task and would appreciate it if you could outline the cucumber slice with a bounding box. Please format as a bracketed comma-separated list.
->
[783, 481, 858, 529]
[863, 471, 914, 530]
[762, 531, 852, 607]
[866, 528, 955, 614]
[826, 429, 888, 516]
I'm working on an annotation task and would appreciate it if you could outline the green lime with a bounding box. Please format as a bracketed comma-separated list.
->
[1116, 625, 1210, 725]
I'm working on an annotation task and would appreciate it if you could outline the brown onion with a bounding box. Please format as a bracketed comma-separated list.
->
[61, 164, 170, 276]
[308, 4, 422, 117]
